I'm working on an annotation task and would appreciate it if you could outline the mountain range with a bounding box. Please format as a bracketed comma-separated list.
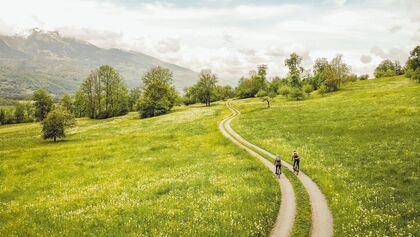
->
[0, 29, 198, 98]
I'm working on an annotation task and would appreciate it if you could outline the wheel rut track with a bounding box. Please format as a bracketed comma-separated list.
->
[219, 101, 333, 237]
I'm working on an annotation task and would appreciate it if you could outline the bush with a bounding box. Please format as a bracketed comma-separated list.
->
[0, 109, 5, 125]
[319, 85, 328, 96]
[303, 84, 313, 96]
[279, 86, 291, 98]
[256, 89, 268, 97]
[14, 103, 25, 123]
[290, 88, 304, 100]
[412, 68, 420, 83]
[358, 74, 369, 80]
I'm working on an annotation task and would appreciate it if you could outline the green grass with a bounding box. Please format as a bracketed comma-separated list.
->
[231, 76, 419, 236]
[0, 103, 279, 236]
[284, 169, 311, 237]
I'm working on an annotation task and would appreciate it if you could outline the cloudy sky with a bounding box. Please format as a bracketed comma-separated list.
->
[0, 0, 419, 84]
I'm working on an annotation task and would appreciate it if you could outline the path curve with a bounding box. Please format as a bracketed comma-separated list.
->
[218, 106, 296, 237]
[224, 101, 334, 237]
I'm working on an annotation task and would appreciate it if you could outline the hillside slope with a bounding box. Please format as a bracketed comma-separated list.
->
[231, 76, 419, 236]
[0, 104, 278, 236]
[0, 30, 198, 98]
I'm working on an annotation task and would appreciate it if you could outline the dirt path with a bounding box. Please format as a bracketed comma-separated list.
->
[218, 107, 296, 237]
[223, 102, 334, 237]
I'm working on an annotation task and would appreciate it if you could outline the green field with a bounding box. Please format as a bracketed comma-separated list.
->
[231, 76, 419, 236]
[0, 104, 279, 236]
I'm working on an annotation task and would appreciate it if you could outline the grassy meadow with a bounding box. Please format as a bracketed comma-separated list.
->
[0, 103, 279, 236]
[231, 76, 419, 236]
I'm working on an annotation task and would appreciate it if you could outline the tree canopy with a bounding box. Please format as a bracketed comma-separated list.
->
[42, 107, 76, 142]
[76, 65, 129, 119]
[33, 88, 53, 121]
[138, 66, 179, 118]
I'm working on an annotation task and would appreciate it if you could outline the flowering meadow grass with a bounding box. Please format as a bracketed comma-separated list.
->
[0, 103, 279, 236]
[231, 76, 419, 236]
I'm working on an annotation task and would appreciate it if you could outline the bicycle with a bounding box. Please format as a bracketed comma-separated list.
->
[293, 160, 299, 175]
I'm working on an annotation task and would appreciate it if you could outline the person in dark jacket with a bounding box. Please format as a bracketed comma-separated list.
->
[292, 150, 300, 173]
[274, 154, 282, 175]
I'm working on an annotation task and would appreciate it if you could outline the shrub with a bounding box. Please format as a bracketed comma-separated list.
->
[412, 68, 420, 83]
[319, 85, 328, 96]
[290, 88, 304, 100]
[279, 86, 291, 98]
[0, 109, 5, 125]
[256, 89, 268, 97]
[14, 103, 25, 123]
[358, 74, 369, 80]
[303, 84, 313, 96]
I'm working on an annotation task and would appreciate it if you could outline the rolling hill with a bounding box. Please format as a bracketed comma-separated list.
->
[0, 30, 198, 98]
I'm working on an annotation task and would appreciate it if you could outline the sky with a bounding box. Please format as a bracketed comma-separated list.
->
[0, 0, 419, 85]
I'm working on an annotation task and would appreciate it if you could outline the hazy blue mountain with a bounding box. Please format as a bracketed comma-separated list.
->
[0, 30, 198, 98]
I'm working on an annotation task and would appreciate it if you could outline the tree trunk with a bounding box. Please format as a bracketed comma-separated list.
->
[267, 101, 270, 108]
[54, 136, 56, 142]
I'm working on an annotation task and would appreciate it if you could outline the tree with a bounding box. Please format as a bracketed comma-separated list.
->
[303, 84, 313, 96]
[128, 87, 142, 111]
[213, 85, 235, 102]
[405, 45, 420, 82]
[42, 107, 75, 142]
[323, 55, 351, 91]
[411, 68, 420, 83]
[33, 88, 53, 121]
[14, 103, 25, 123]
[311, 58, 329, 90]
[260, 91, 276, 108]
[269, 76, 288, 94]
[285, 53, 304, 88]
[138, 66, 179, 118]
[0, 109, 5, 125]
[236, 65, 269, 98]
[374, 60, 398, 78]
[77, 65, 129, 119]
[194, 70, 218, 106]
[60, 94, 74, 114]
[74, 90, 87, 117]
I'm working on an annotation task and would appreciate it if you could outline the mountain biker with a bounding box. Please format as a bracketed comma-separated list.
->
[274, 154, 282, 175]
[292, 150, 300, 173]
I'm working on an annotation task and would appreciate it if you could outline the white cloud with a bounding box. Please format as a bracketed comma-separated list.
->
[156, 38, 181, 53]
[0, 0, 418, 84]
[360, 55, 372, 64]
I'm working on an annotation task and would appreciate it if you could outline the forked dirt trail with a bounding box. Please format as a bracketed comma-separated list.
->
[218, 109, 296, 237]
[219, 101, 334, 237]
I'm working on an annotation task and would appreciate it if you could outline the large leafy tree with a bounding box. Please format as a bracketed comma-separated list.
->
[33, 88, 53, 121]
[236, 65, 268, 98]
[374, 59, 402, 78]
[14, 103, 25, 123]
[76, 65, 129, 119]
[322, 55, 351, 91]
[405, 45, 420, 82]
[285, 53, 304, 88]
[128, 87, 142, 111]
[194, 70, 218, 106]
[138, 66, 179, 118]
[60, 94, 74, 114]
[42, 107, 76, 142]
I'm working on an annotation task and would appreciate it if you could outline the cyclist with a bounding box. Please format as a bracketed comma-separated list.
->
[274, 154, 282, 175]
[292, 150, 300, 174]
